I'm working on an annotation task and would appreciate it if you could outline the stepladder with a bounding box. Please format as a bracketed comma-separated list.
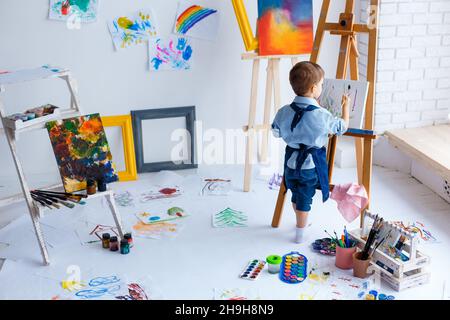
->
[0, 66, 125, 265]
[271, 0, 380, 228]
[242, 53, 304, 192]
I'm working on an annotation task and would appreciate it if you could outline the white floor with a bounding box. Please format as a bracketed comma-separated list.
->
[0, 165, 449, 300]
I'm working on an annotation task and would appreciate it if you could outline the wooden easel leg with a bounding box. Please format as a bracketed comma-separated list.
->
[361, 137, 373, 227]
[260, 60, 274, 163]
[1, 126, 50, 265]
[272, 59, 281, 113]
[243, 59, 260, 192]
[310, 0, 331, 63]
[272, 177, 287, 228]
[105, 192, 125, 239]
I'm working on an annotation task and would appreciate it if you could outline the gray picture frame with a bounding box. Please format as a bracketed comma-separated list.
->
[131, 106, 197, 173]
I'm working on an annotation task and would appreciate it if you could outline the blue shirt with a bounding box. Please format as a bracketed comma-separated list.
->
[271, 96, 347, 170]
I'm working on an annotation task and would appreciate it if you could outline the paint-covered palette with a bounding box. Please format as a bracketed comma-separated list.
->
[279, 252, 308, 284]
[239, 259, 266, 281]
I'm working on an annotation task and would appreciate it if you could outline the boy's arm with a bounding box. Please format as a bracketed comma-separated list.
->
[341, 94, 350, 128]
[271, 109, 282, 138]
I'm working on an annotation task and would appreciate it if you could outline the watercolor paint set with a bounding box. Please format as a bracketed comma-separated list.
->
[279, 252, 308, 284]
[239, 259, 266, 281]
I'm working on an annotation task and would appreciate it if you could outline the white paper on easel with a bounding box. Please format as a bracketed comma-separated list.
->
[319, 79, 369, 129]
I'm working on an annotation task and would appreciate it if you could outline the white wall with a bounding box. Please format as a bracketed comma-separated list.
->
[0, 0, 349, 189]
[359, 0, 450, 133]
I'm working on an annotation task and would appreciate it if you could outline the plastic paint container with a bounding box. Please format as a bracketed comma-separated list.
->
[101, 233, 110, 249]
[97, 178, 107, 192]
[369, 290, 378, 299]
[120, 239, 130, 255]
[266, 255, 282, 274]
[86, 179, 96, 195]
[365, 294, 375, 300]
[109, 236, 119, 251]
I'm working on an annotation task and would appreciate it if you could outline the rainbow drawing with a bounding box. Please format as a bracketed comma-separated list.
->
[175, 5, 217, 34]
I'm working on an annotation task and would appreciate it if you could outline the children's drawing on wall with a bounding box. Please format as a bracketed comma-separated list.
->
[212, 208, 248, 228]
[114, 191, 134, 207]
[108, 11, 158, 50]
[319, 79, 369, 129]
[257, 0, 313, 55]
[46, 114, 118, 193]
[49, 0, 99, 22]
[173, 1, 220, 41]
[201, 179, 231, 196]
[140, 187, 182, 202]
[149, 36, 193, 71]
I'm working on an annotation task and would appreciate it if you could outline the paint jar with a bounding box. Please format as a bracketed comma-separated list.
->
[369, 290, 378, 299]
[335, 245, 357, 269]
[86, 179, 96, 195]
[352, 251, 371, 278]
[124, 233, 133, 248]
[102, 233, 110, 249]
[97, 178, 107, 192]
[120, 239, 130, 255]
[365, 294, 375, 300]
[266, 255, 282, 274]
[109, 236, 119, 251]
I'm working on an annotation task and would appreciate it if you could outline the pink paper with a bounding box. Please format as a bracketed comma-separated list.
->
[330, 183, 368, 223]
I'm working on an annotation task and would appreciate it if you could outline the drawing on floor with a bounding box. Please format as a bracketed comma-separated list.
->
[140, 187, 182, 202]
[268, 173, 283, 190]
[392, 221, 439, 243]
[46, 113, 118, 193]
[108, 11, 158, 50]
[214, 288, 260, 300]
[114, 191, 135, 207]
[135, 211, 187, 225]
[257, 0, 314, 56]
[132, 221, 181, 239]
[318, 79, 369, 129]
[76, 224, 119, 245]
[49, 0, 99, 22]
[173, 1, 220, 41]
[201, 179, 231, 196]
[149, 36, 193, 71]
[212, 208, 248, 228]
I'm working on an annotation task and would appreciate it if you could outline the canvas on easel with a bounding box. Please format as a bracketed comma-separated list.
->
[319, 79, 369, 129]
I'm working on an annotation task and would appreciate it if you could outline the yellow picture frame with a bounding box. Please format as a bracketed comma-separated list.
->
[231, 0, 258, 52]
[101, 115, 138, 181]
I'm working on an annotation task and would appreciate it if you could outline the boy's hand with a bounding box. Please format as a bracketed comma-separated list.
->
[341, 94, 351, 109]
[341, 94, 350, 128]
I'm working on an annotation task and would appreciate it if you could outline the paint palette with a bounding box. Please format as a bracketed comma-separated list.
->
[312, 238, 336, 256]
[279, 252, 308, 284]
[239, 260, 266, 281]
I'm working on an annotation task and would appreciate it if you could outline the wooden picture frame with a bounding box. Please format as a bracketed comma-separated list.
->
[101, 115, 138, 181]
[131, 106, 197, 173]
[231, 0, 258, 51]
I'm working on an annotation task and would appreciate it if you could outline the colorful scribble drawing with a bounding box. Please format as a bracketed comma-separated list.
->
[392, 221, 438, 243]
[108, 11, 158, 50]
[49, 0, 99, 22]
[214, 288, 260, 300]
[212, 208, 248, 228]
[46, 114, 118, 193]
[115, 283, 149, 300]
[257, 0, 313, 55]
[149, 36, 193, 71]
[268, 173, 283, 190]
[173, 2, 220, 40]
[135, 211, 187, 225]
[132, 221, 181, 239]
[114, 191, 134, 207]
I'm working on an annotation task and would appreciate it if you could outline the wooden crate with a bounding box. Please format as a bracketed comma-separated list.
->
[349, 211, 431, 291]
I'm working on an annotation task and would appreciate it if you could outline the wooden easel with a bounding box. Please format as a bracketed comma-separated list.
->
[242, 53, 303, 192]
[271, 0, 379, 228]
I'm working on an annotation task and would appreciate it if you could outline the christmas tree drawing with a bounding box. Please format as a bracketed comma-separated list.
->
[213, 208, 248, 228]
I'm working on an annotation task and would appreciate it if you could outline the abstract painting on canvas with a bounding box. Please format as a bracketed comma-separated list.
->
[257, 0, 314, 56]
[319, 79, 369, 129]
[46, 113, 118, 193]
[173, 1, 220, 41]
[49, 0, 99, 23]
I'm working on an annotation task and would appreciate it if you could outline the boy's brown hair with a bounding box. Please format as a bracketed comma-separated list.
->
[289, 61, 325, 96]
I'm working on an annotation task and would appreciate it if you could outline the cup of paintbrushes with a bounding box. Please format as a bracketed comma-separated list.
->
[352, 251, 371, 278]
[335, 244, 357, 270]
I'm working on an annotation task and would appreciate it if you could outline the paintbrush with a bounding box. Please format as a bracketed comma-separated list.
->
[31, 194, 60, 209]
[33, 189, 87, 199]
[31, 191, 75, 208]
[369, 230, 392, 258]
[33, 190, 84, 204]
[32, 195, 53, 209]
[324, 230, 339, 245]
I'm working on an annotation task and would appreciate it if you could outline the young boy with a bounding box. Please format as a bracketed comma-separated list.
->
[271, 61, 350, 243]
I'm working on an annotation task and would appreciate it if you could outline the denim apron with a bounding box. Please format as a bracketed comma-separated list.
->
[283, 103, 330, 202]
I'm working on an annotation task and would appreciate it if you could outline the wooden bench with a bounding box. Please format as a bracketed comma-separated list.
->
[385, 124, 450, 182]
